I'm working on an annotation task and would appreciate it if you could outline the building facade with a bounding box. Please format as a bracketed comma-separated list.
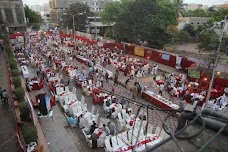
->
[182, 3, 208, 11]
[49, 0, 110, 26]
[216, 2, 228, 9]
[0, 0, 26, 33]
[189, 17, 210, 30]
[30, 5, 42, 12]
[84, 0, 110, 13]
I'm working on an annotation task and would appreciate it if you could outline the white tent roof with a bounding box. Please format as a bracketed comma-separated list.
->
[89, 22, 115, 27]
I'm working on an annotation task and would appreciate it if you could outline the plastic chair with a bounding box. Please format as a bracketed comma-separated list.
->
[91, 106, 95, 114]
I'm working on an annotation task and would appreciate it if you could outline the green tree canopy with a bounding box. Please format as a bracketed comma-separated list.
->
[62, 2, 93, 32]
[183, 24, 195, 37]
[199, 27, 228, 51]
[183, 9, 210, 17]
[213, 8, 228, 21]
[100, 1, 123, 24]
[172, 0, 184, 18]
[24, 5, 42, 23]
[177, 31, 191, 43]
[199, 29, 219, 51]
[101, 0, 177, 49]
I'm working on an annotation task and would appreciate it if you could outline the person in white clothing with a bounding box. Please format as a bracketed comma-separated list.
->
[154, 64, 158, 75]
[170, 87, 178, 100]
[159, 84, 164, 96]
[130, 69, 135, 80]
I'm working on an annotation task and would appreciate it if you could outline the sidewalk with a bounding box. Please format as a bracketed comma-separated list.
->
[0, 49, 20, 151]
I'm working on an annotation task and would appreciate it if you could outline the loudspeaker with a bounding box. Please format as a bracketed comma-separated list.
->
[37, 94, 48, 115]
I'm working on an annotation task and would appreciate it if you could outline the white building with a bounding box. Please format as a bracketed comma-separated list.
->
[182, 3, 208, 11]
[30, 5, 42, 12]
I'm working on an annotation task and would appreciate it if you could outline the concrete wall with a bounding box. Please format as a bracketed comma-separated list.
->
[189, 17, 211, 30]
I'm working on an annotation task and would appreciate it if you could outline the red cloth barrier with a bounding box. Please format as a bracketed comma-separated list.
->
[181, 57, 196, 70]
[59, 34, 71, 38]
[214, 77, 228, 88]
[9, 33, 24, 39]
[142, 92, 176, 110]
[74, 36, 196, 69]
[90, 40, 98, 45]
[103, 43, 124, 50]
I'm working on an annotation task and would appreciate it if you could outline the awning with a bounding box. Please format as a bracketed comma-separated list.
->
[89, 22, 115, 27]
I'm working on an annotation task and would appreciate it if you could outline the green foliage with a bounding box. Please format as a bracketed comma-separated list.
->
[177, 31, 191, 43]
[6, 46, 12, 54]
[24, 5, 42, 23]
[184, 9, 210, 17]
[101, 0, 177, 49]
[20, 123, 38, 144]
[7, 51, 13, 57]
[199, 29, 218, 51]
[100, 0, 133, 24]
[195, 23, 210, 36]
[31, 25, 40, 30]
[14, 87, 25, 102]
[11, 68, 19, 77]
[213, 8, 228, 21]
[13, 76, 21, 88]
[19, 102, 31, 122]
[62, 2, 93, 32]
[172, 0, 184, 18]
[183, 24, 196, 37]
[9, 59, 17, 70]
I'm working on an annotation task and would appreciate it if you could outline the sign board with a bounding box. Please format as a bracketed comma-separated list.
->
[134, 47, 144, 57]
[45, 95, 51, 114]
[162, 53, 170, 60]
[17, 36, 24, 43]
[188, 69, 200, 79]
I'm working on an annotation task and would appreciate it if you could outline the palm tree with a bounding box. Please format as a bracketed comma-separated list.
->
[172, 0, 185, 18]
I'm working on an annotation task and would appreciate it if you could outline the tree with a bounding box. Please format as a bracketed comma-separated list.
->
[183, 24, 195, 37]
[172, 0, 185, 18]
[177, 31, 191, 43]
[101, 0, 177, 49]
[100, 0, 134, 38]
[213, 8, 228, 21]
[191, 9, 209, 17]
[199, 29, 218, 51]
[62, 2, 93, 32]
[24, 5, 42, 23]
[100, 1, 123, 24]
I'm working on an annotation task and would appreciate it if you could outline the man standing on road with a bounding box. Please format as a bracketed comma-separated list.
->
[105, 72, 109, 83]
[2, 89, 8, 104]
[0, 87, 3, 101]
[114, 73, 118, 86]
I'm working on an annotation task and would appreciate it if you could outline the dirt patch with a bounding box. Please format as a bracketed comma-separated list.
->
[164, 43, 228, 66]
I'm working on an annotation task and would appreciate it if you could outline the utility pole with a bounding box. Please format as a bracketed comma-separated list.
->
[204, 14, 228, 107]
[72, 15, 76, 50]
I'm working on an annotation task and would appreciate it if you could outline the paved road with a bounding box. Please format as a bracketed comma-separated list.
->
[0, 49, 21, 152]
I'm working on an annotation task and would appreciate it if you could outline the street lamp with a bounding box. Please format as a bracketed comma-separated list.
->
[63, 12, 85, 51]
[204, 14, 228, 107]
